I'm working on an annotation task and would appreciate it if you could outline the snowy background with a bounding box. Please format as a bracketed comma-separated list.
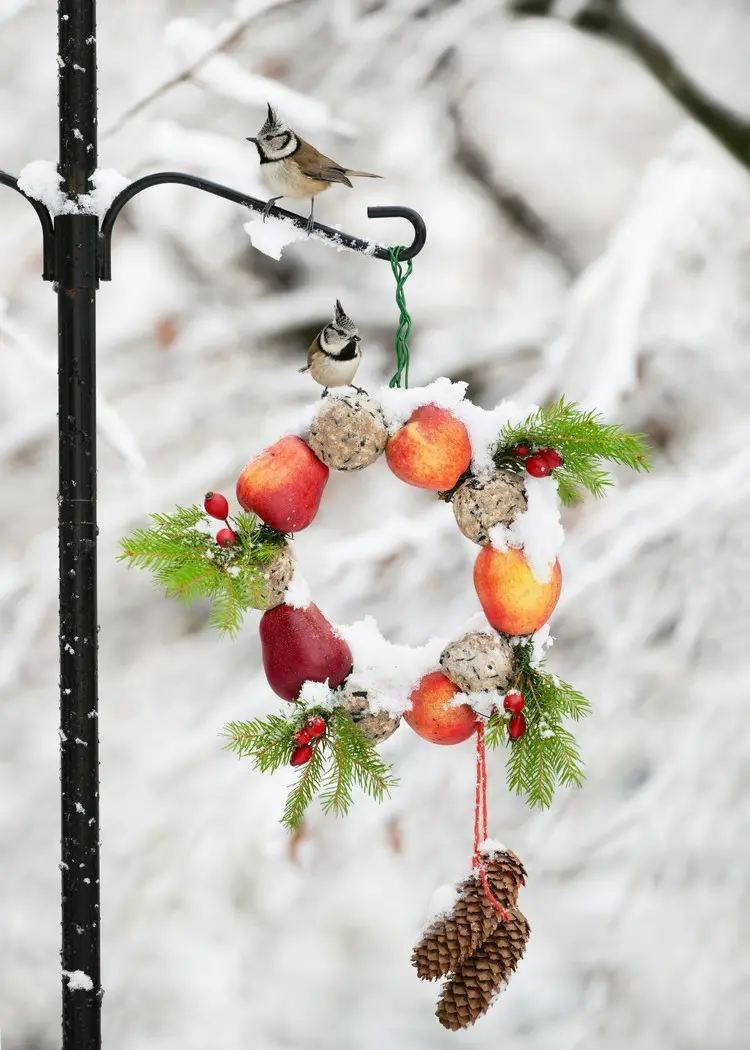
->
[2, 0, 750, 1047]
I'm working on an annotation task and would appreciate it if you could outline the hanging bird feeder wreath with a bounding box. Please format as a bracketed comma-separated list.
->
[119, 247, 651, 1030]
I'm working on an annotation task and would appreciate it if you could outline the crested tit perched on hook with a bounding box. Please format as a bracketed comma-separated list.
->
[247, 104, 382, 232]
[301, 301, 363, 391]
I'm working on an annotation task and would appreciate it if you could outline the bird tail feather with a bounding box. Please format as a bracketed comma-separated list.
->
[298, 365, 310, 373]
[344, 170, 382, 179]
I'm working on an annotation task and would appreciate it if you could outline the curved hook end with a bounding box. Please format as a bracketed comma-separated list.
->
[366, 205, 426, 262]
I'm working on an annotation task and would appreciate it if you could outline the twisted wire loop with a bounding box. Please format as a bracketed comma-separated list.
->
[388, 246, 414, 389]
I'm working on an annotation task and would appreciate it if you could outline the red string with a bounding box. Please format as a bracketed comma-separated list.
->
[473, 721, 511, 923]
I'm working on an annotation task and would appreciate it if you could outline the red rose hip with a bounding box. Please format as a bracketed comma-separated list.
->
[508, 712, 527, 740]
[525, 454, 551, 478]
[216, 528, 236, 547]
[307, 716, 326, 738]
[290, 744, 313, 766]
[539, 448, 563, 469]
[503, 691, 525, 714]
[204, 491, 230, 519]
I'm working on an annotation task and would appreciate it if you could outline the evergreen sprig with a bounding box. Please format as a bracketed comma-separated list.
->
[494, 398, 652, 505]
[486, 642, 591, 808]
[118, 504, 286, 636]
[223, 704, 399, 830]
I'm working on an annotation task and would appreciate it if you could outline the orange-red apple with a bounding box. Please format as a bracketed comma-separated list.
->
[474, 546, 561, 636]
[404, 671, 477, 745]
[236, 435, 328, 532]
[386, 404, 472, 491]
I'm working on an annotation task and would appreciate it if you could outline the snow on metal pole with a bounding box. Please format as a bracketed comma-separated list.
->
[58, 0, 102, 1046]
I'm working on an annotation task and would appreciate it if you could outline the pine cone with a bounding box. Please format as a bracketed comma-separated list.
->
[436, 907, 531, 1031]
[412, 873, 496, 980]
[412, 856, 525, 981]
[482, 849, 527, 898]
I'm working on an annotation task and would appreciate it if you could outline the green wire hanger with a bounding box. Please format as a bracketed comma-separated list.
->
[388, 246, 413, 389]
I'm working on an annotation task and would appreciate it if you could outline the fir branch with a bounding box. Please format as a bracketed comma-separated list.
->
[319, 729, 355, 817]
[223, 704, 398, 830]
[485, 641, 591, 808]
[118, 504, 286, 636]
[223, 714, 296, 772]
[322, 708, 398, 816]
[283, 744, 327, 831]
[494, 398, 652, 505]
[485, 709, 508, 751]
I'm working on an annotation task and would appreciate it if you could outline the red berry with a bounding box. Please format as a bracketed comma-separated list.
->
[294, 728, 311, 746]
[290, 744, 313, 766]
[538, 448, 563, 469]
[503, 691, 525, 714]
[216, 528, 236, 548]
[513, 444, 531, 459]
[307, 715, 326, 738]
[204, 491, 230, 519]
[508, 712, 526, 740]
[525, 453, 551, 478]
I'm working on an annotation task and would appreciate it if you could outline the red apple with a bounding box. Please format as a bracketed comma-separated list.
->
[474, 546, 561, 636]
[386, 404, 472, 491]
[236, 435, 328, 532]
[259, 602, 352, 702]
[404, 671, 477, 745]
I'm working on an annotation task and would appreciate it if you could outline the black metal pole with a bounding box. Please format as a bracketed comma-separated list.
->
[58, 0, 101, 1047]
[0, 8, 426, 1046]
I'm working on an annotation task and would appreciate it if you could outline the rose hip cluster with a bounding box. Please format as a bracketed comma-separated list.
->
[512, 444, 563, 478]
[503, 689, 526, 739]
[290, 714, 327, 766]
[204, 491, 236, 548]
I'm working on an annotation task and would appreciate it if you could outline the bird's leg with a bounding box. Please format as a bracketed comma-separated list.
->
[350, 385, 367, 395]
[320, 387, 330, 399]
[262, 196, 283, 222]
[306, 199, 316, 235]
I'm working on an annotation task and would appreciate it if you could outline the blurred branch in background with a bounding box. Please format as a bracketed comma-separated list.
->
[102, 0, 304, 141]
[511, 0, 750, 172]
[448, 100, 579, 278]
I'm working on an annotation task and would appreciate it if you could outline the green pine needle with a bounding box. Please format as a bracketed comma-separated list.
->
[223, 705, 399, 830]
[223, 714, 296, 772]
[486, 643, 591, 809]
[118, 504, 286, 636]
[283, 745, 328, 830]
[322, 708, 398, 815]
[495, 397, 652, 505]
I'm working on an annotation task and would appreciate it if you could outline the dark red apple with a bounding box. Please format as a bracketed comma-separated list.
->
[259, 602, 352, 702]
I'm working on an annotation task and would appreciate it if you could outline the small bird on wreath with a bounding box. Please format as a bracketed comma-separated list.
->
[247, 104, 382, 232]
[301, 300, 363, 393]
